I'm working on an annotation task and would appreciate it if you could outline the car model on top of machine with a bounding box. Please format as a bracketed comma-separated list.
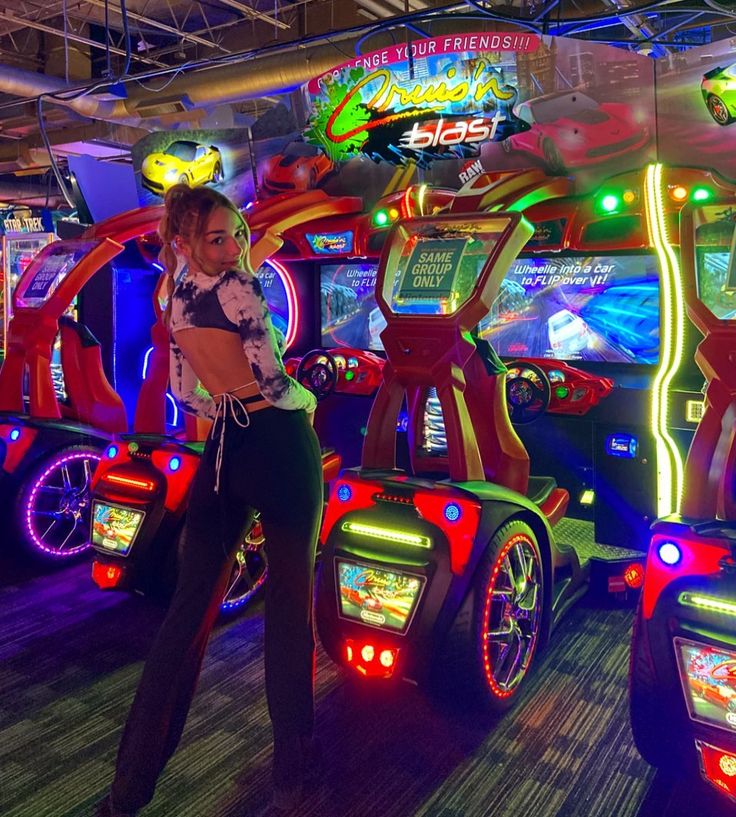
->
[141, 140, 223, 194]
[261, 141, 335, 195]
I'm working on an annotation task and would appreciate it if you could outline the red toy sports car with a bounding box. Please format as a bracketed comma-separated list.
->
[502, 90, 649, 174]
[261, 142, 335, 195]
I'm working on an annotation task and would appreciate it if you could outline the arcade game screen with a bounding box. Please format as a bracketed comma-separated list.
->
[337, 560, 425, 633]
[676, 637, 736, 732]
[321, 263, 383, 351]
[478, 254, 660, 364]
[696, 248, 736, 321]
[91, 501, 145, 556]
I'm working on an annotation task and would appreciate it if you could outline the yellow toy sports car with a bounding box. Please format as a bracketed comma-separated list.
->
[141, 140, 223, 194]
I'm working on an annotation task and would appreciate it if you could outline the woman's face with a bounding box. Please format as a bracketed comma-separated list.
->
[179, 205, 249, 276]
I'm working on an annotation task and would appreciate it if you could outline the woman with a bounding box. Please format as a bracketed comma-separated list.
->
[97, 185, 322, 816]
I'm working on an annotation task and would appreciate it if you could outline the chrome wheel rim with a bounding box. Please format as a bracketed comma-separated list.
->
[221, 522, 268, 612]
[710, 96, 729, 124]
[481, 533, 543, 697]
[24, 450, 101, 558]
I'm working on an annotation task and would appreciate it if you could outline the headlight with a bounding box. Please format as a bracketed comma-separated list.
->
[166, 168, 179, 179]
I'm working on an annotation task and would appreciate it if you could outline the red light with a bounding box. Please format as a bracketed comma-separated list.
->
[698, 741, 736, 802]
[413, 491, 481, 575]
[379, 649, 395, 668]
[623, 562, 645, 589]
[320, 476, 379, 546]
[104, 472, 156, 492]
[91, 560, 125, 589]
[344, 640, 398, 678]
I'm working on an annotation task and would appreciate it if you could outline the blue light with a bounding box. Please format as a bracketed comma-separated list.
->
[658, 541, 682, 566]
[337, 484, 352, 502]
[444, 502, 461, 522]
[9, 427, 20, 441]
[106, 444, 119, 459]
[606, 433, 638, 459]
[168, 456, 182, 472]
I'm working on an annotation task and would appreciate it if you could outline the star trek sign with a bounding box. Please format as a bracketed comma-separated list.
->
[304, 32, 537, 166]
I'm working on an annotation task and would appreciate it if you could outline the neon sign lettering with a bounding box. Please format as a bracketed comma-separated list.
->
[325, 63, 515, 145]
[400, 114, 507, 150]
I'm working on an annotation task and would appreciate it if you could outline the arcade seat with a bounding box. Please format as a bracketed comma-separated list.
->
[58, 316, 127, 434]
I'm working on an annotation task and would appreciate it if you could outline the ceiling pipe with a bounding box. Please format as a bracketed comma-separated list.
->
[0, 180, 64, 207]
[0, 0, 711, 134]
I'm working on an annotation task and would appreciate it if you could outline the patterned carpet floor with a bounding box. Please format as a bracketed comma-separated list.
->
[1, 558, 735, 817]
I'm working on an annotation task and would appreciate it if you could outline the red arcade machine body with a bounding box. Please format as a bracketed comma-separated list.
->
[0, 210, 162, 560]
[630, 200, 736, 803]
[315, 211, 590, 711]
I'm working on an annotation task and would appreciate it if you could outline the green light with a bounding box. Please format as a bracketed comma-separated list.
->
[342, 521, 431, 548]
[344, 370, 355, 381]
[692, 187, 713, 202]
[679, 592, 736, 617]
[554, 386, 569, 399]
[600, 194, 620, 213]
[579, 489, 595, 506]
[373, 209, 389, 227]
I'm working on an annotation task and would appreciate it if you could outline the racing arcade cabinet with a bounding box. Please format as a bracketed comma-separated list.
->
[630, 200, 736, 805]
[316, 211, 587, 711]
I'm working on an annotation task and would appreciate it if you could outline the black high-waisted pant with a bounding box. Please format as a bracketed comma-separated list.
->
[110, 406, 323, 813]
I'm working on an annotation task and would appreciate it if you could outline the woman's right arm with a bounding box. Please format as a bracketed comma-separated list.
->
[218, 271, 317, 413]
[169, 341, 217, 420]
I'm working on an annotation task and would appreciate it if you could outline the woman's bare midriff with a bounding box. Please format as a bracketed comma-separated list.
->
[173, 327, 263, 401]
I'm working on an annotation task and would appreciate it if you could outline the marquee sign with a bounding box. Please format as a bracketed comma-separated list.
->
[304, 32, 537, 167]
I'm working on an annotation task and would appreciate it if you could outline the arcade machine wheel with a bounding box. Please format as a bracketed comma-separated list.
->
[220, 518, 269, 612]
[438, 519, 548, 713]
[12, 445, 102, 561]
[629, 600, 673, 768]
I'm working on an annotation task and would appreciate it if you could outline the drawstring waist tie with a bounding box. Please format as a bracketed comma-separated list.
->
[210, 383, 271, 494]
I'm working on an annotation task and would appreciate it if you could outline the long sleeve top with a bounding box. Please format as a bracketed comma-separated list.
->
[169, 267, 316, 420]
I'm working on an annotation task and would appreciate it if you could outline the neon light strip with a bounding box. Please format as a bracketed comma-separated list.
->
[402, 185, 414, 218]
[165, 392, 179, 426]
[141, 346, 153, 379]
[265, 258, 299, 351]
[341, 521, 431, 548]
[104, 473, 157, 492]
[679, 592, 736, 617]
[644, 163, 685, 516]
[417, 183, 428, 216]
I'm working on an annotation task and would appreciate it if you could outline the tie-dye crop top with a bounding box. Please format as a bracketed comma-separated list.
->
[169, 267, 316, 420]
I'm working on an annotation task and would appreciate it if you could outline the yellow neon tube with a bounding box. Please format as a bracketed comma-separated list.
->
[644, 163, 685, 516]
[342, 521, 431, 548]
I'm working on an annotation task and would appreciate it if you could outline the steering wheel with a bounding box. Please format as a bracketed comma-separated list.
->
[505, 361, 551, 424]
[296, 348, 339, 401]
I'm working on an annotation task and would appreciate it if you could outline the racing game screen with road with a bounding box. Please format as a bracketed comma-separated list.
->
[676, 637, 736, 732]
[696, 248, 736, 322]
[478, 254, 660, 364]
[321, 263, 384, 351]
[337, 560, 426, 634]
[91, 501, 145, 557]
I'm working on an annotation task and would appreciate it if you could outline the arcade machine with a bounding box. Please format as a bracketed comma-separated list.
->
[1, 228, 56, 361]
[448, 164, 734, 590]
[315, 210, 596, 711]
[629, 199, 736, 804]
[0, 207, 162, 561]
[312, 164, 736, 710]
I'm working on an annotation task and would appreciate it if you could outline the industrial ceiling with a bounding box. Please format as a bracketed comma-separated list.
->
[0, 0, 734, 206]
